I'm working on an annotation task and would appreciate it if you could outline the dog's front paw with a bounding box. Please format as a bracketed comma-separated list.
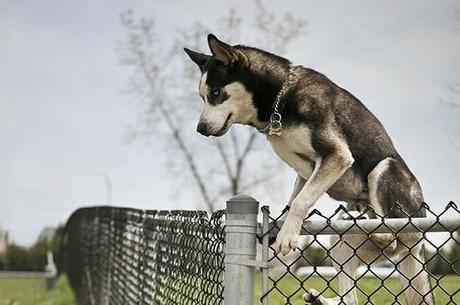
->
[272, 219, 301, 256]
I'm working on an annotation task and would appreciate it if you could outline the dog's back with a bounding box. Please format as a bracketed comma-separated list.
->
[281, 66, 425, 217]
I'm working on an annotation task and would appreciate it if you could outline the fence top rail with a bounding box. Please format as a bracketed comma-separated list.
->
[265, 216, 459, 237]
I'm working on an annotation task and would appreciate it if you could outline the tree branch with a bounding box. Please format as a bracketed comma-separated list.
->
[230, 130, 241, 164]
[137, 50, 215, 211]
[239, 174, 276, 193]
[233, 132, 258, 194]
[213, 139, 235, 181]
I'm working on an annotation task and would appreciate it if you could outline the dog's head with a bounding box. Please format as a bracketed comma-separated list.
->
[184, 34, 257, 137]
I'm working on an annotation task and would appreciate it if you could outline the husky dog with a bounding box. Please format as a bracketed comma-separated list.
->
[184, 34, 433, 305]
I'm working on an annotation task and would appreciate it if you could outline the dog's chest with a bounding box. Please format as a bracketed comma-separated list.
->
[268, 126, 318, 180]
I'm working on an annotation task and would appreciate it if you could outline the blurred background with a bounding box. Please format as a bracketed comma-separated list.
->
[1, 0, 459, 302]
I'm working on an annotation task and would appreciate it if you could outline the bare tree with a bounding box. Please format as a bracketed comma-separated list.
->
[118, 2, 306, 211]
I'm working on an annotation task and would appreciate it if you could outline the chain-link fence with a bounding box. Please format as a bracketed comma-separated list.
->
[259, 202, 460, 305]
[62, 199, 459, 305]
[62, 206, 225, 305]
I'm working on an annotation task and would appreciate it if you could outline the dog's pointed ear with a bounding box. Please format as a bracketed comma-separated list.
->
[207, 34, 249, 68]
[184, 48, 211, 71]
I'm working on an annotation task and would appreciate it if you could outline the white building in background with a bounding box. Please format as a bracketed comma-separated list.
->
[0, 227, 8, 253]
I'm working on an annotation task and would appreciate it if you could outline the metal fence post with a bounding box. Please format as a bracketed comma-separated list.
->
[225, 194, 259, 305]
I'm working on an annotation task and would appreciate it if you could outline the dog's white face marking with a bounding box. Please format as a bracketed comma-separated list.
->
[199, 72, 208, 102]
[197, 75, 257, 136]
[223, 82, 257, 122]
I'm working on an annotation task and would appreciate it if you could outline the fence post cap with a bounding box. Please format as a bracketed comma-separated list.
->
[226, 194, 259, 214]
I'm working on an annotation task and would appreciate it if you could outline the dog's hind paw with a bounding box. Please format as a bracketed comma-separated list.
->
[303, 289, 340, 305]
[303, 288, 320, 304]
[303, 289, 326, 305]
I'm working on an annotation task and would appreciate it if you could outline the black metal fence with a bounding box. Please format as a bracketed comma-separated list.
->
[260, 202, 460, 305]
[62, 200, 460, 305]
[62, 207, 225, 305]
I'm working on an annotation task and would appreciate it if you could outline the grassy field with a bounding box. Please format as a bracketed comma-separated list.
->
[255, 274, 460, 304]
[0, 276, 75, 305]
[0, 274, 458, 304]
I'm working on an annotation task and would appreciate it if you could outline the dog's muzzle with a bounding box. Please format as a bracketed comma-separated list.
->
[196, 122, 211, 137]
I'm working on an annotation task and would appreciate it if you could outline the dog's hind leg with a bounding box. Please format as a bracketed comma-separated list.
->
[303, 249, 359, 305]
[332, 254, 360, 305]
[367, 157, 422, 251]
[304, 231, 363, 305]
[398, 241, 435, 305]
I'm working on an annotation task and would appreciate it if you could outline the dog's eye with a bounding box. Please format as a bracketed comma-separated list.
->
[211, 88, 220, 97]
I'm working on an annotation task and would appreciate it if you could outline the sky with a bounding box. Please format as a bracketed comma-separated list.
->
[1, 0, 459, 245]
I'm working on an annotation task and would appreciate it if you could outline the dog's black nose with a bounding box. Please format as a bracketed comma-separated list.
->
[196, 122, 210, 136]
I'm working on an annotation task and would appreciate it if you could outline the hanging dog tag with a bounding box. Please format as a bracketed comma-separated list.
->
[268, 121, 282, 136]
[268, 127, 281, 136]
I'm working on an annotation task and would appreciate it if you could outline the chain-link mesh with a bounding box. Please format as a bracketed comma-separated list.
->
[260, 202, 460, 305]
[62, 207, 225, 305]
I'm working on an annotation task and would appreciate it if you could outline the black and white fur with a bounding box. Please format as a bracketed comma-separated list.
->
[185, 34, 433, 305]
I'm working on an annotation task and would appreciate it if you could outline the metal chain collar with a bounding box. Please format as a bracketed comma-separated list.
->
[258, 66, 300, 136]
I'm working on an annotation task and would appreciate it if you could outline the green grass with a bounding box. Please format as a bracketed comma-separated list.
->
[0, 275, 75, 305]
[255, 273, 460, 304]
[0, 273, 458, 305]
